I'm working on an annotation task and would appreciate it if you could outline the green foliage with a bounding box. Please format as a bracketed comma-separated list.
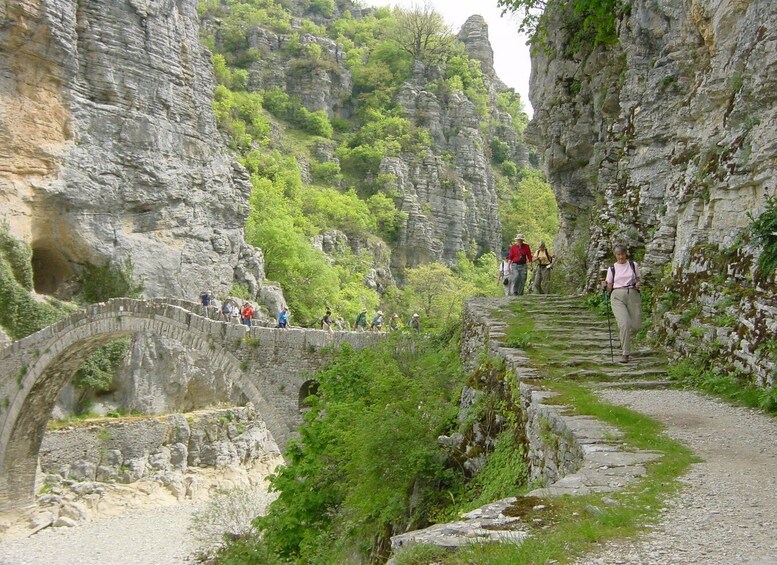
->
[336, 109, 431, 180]
[213, 84, 270, 150]
[198, 0, 292, 63]
[462, 430, 528, 510]
[499, 168, 559, 253]
[497, 0, 621, 51]
[501, 160, 518, 177]
[223, 335, 465, 563]
[309, 160, 342, 185]
[79, 258, 144, 303]
[308, 0, 334, 18]
[0, 227, 74, 339]
[747, 194, 777, 277]
[669, 355, 777, 415]
[387, 3, 453, 66]
[261, 88, 333, 138]
[490, 138, 510, 164]
[72, 339, 130, 414]
[496, 90, 528, 133]
[444, 51, 489, 116]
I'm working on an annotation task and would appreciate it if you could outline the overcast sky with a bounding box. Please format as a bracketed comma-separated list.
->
[359, 0, 534, 117]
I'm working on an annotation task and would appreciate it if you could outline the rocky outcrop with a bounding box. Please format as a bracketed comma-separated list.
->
[529, 0, 777, 385]
[40, 406, 280, 485]
[239, 25, 352, 117]
[0, 0, 269, 301]
[387, 16, 529, 270]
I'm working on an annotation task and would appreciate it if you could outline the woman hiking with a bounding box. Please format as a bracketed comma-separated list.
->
[603, 244, 642, 363]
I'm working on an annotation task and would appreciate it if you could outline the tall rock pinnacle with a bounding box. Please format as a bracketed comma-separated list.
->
[458, 15, 495, 77]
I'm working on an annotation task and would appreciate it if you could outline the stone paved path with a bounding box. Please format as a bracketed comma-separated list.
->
[519, 295, 777, 564]
[407, 294, 777, 563]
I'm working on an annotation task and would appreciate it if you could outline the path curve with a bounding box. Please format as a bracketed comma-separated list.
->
[578, 389, 777, 565]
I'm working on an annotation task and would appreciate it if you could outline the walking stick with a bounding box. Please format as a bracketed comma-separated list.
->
[603, 288, 614, 362]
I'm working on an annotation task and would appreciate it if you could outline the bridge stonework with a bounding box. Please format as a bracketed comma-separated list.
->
[0, 299, 379, 512]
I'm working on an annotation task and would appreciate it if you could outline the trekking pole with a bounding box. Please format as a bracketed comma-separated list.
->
[603, 288, 614, 362]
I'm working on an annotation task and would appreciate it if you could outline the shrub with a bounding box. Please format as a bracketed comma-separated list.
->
[79, 258, 144, 303]
[490, 138, 510, 164]
[748, 194, 777, 277]
[310, 160, 342, 185]
[501, 160, 518, 177]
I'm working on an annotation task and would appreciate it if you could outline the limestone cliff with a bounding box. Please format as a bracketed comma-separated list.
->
[529, 0, 776, 384]
[0, 0, 269, 301]
[388, 15, 528, 269]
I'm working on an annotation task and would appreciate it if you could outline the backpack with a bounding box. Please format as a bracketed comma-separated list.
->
[610, 260, 637, 288]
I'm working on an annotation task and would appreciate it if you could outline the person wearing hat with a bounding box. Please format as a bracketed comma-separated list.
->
[389, 312, 401, 331]
[409, 313, 420, 332]
[370, 310, 384, 331]
[508, 234, 533, 296]
[355, 307, 368, 332]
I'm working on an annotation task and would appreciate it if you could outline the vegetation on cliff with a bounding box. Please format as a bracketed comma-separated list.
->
[198, 0, 558, 324]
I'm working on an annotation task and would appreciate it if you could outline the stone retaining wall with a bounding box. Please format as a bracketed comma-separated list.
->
[39, 405, 279, 489]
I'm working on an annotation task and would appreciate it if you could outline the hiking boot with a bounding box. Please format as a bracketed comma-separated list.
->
[618, 355, 630, 364]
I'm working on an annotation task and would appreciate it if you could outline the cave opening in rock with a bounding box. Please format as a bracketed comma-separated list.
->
[31, 243, 74, 296]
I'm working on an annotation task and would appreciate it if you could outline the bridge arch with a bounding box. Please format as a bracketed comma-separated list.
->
[0, 300, 291, 512]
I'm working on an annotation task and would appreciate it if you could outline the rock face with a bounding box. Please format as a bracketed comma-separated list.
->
[40, 406, 280, 485]
[529, 0, 777, 385]
[0, 0, 268, 301]
[242, 25, 352, 117]
[388, 16, 528, 269]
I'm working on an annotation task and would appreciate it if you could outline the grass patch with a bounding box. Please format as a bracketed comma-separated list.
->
[669, 358, 777, 414]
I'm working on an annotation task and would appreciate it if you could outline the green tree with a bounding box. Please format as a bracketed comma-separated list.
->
[499, 168, 559, 252]
[388, 1, 453, 65]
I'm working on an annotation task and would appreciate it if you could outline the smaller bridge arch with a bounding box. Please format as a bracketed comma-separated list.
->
[0, 299, 380, 512]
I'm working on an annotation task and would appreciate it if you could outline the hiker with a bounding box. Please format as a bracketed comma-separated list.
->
[355, 308, 368, 332]
[508, 234, 533, 296]
[603, 244, 642, 364]
[321, 309, 333, 333]
[389, 313, 401, 331]
[200, 290, 212, 308]
[229, 302, 241, 324]
[532, 242, 555, 294]
[220, 299, 231, 321]
[278, 307, 289, 329]
[409, 313, 420, 332]
[240, 302, 254, 328]
[370, 310, 384, 331]
[498, 251, 512, 296]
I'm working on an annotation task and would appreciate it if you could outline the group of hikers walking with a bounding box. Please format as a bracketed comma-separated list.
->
[200, 291, 420, 334]
[499, 234, 556, 296]
[500, 235, 642, 364]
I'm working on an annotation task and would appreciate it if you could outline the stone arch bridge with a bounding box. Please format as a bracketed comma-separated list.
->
[0, 298, 380, 512]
